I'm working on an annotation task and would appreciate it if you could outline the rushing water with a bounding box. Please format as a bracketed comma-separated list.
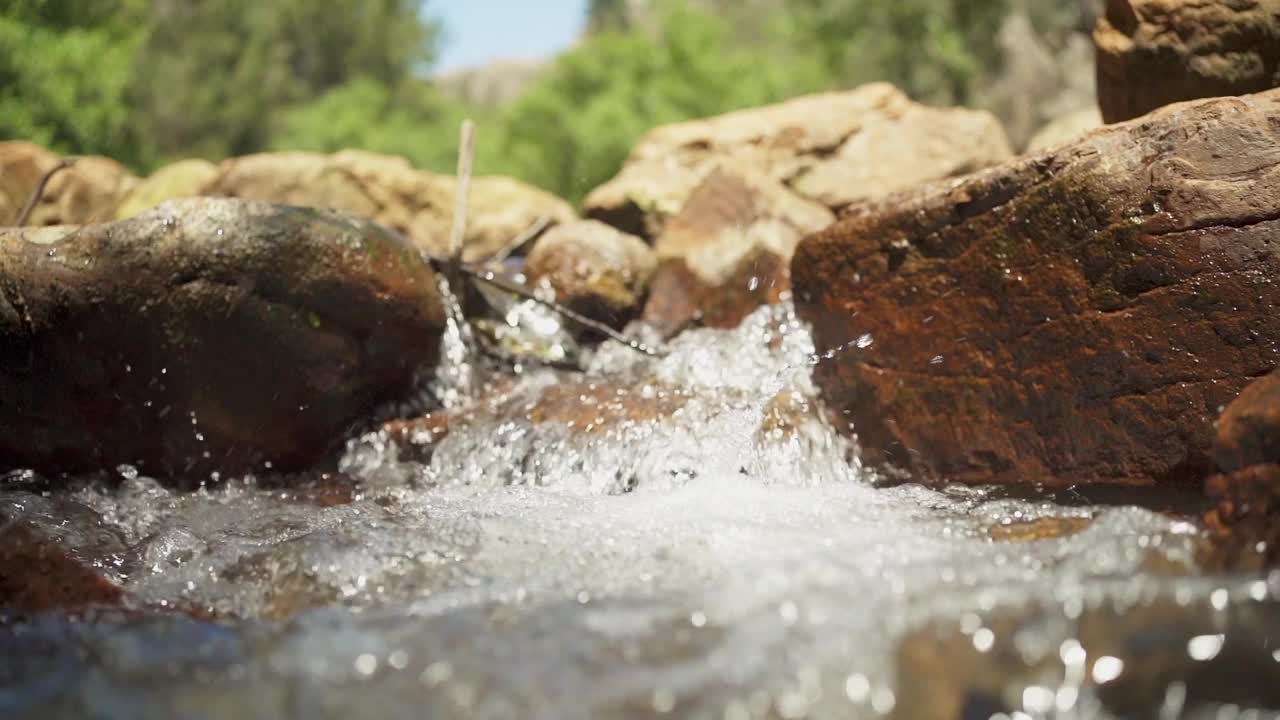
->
[2, 300, 1278, 719]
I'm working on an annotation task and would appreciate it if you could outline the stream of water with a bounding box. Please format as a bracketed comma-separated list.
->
[2, 300, 1278, 719]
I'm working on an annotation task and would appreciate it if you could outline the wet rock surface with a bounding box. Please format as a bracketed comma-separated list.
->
[0, 499, 125, 614]
[0, 198, 445, 482]
[0, 141, 137, 226]
[794, 90, 1280, 487]
[525, 220, 656, 327]
[1095, 0, 1280, 123]
[584, 83, 1011, 240]
[643, 164, 833, 336]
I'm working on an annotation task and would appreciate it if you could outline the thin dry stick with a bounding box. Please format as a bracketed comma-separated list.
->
[15, 158, 75, 226]
[489, 215, 553, 265]
[448, 119, 476, 266]
[443, 119, 481, 373]
[458, 265, 665, 357]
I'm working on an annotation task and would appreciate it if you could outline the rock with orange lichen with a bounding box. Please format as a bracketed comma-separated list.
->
[795, 90, 1280, 488]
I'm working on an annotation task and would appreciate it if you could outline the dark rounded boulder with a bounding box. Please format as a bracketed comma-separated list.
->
[0, 198, 445, 483]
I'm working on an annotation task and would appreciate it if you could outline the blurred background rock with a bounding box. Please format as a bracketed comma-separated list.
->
[0, 0, 1103, 204]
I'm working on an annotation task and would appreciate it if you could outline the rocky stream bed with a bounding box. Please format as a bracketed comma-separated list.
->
[4, 2, 1280, 717]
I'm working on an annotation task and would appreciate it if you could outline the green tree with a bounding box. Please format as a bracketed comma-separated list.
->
[0, 0, 147, 158]
[782, 0, 1011, 106]
[269, 76, 478, 174]
[496, 0, 824, 204]
[126, 0, 440, 168]
[586, 0, 632, 33]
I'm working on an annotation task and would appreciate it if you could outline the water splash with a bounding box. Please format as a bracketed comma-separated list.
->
[1, 302, 1274, 719]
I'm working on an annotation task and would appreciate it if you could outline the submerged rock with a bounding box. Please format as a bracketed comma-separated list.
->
[198, 150, 575, 263]
[0, 141, 136, 226]
[642, 164, 833, 336]
[1205, 370, 1280, 568]
[0, 494, 126, 613]
[525, 219, 656, 327]
[895, 591, 1280, 719]
[1095, 0, 1280, 123]
[793, 90, 1280, 487]
[584, 83, 1011, 239]
[0, 198, 445, 482]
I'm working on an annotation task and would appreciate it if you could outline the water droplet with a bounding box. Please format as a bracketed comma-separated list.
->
[972, 627, 995, 652]
[354, 653, 377, 676]
[870, 687, 895, 714]
[419, 661, 453, 687]
[1187, 634, 1224, 661]
[1022, 686, 1054, 713]
[845, 674, 870, 703]
[388, 650, 409, 670]
[652, 688, 676, 714]
[1091, 655, 1124, 683]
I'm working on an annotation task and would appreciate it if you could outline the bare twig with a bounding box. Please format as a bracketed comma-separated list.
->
[448, 119, 475, 266]
[428, 120, 659, 363]
[489, 215, 553, 265]
[15, 158, 75, 226]
[456, 264, 665, 358]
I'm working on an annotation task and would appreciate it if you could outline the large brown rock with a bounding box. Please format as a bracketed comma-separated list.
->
[195, 150, 576, 263]
[0, 198, 446, 482]
[793, 90, 1280, 487]
[584, 83, 1012, 240]
[0, 141, 137, 226]
[525, 219, 656, 327]
[642, 164, 834, 336]
[1095, 0, 1280, 123]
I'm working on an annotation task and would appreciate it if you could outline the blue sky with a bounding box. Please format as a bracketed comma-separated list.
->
[430, 0, 589, 73]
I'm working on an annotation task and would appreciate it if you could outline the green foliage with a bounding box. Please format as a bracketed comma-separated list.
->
[0, 0, 146, 157]
[781, 0, 1012, 105]
[586, 0, 632, 33]
[127, 0, 439, 167]
[269, 76, 477, 174]
[496, 0, 825, 204]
